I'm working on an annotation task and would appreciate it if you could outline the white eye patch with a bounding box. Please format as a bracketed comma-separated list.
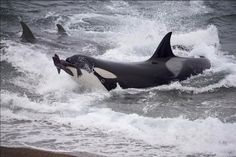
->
[94, 67, 117, 79]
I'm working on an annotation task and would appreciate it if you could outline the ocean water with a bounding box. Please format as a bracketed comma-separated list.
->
[1, 1, 236, 157]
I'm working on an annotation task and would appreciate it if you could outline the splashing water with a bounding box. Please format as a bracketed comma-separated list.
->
[1, 1, 236, 157]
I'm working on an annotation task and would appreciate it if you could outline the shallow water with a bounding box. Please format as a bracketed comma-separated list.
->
[1, 1, 236, 157]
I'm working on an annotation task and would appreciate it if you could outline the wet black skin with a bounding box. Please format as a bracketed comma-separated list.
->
[53, 32, 211, 91]
[64, 54, 210, 91]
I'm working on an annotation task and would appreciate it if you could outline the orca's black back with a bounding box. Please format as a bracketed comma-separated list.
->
[91, 58, 174, 88]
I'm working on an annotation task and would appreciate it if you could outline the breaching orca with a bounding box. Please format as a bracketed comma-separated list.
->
[52, 32, 211, 91]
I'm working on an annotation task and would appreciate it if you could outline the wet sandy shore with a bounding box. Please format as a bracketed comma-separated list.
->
[0, 146, 104, 157]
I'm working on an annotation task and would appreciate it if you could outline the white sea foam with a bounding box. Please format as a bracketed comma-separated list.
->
[1, 1, 236, 157]
[1, 41, 78, 93]
[1, 89, 236, 156]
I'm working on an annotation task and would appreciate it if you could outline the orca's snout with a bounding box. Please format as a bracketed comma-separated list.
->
[65, 56, 76, 65]
[65, 57, 71, 63]
[65, 56, 75, 64]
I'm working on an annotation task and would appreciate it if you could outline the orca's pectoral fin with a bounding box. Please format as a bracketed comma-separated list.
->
[20, 21, 36, 43]
[56, 24, 67, 35]
[101, 78, 117, 91]
[93, 71, 117, 91]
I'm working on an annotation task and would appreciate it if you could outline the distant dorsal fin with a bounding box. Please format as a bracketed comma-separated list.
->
[56, 24, 67, 35]
[20, 21, 36, 43]
[149, 32, 175, 60]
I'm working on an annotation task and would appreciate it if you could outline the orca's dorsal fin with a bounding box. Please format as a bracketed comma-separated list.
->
[149, 32, 175, 60]
[56, 24, 67, 35]
[20, 21, 36, 43]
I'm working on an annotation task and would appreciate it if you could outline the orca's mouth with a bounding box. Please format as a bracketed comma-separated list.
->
[52, 54, 82, 76]
[65, 57, 72, 63]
